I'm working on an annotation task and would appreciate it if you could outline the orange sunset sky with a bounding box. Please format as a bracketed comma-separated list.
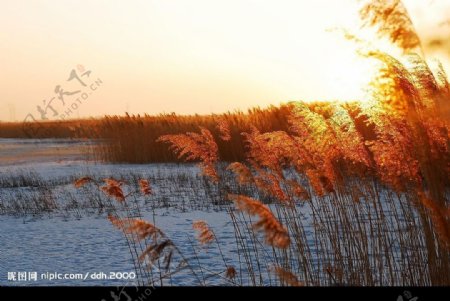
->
[1, 0, 449, 121]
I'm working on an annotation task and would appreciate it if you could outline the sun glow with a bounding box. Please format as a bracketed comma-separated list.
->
[0, 0, 447, 120]
[318, 47, 382, 103]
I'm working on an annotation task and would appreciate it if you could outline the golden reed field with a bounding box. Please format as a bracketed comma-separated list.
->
[1, 0, 449, 286]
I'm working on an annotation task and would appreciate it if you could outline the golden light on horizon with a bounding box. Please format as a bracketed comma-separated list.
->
[0, 0, 448, 121]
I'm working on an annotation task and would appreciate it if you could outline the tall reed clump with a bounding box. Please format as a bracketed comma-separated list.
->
[92, 106, 292, 163]
[151, 0, 449, 285]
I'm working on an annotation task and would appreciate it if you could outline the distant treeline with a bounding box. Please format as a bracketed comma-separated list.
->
[0, 105, 293, 163]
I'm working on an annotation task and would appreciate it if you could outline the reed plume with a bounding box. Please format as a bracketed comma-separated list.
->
[103, 178, 125, 187]
[158, 127, 220, 182]
[139, 179, 152, 196]
[108, 216, 175, 270]
[101, 178, 125, 202]
[139, 239, 175, 270]
[108, 216, 163, 240]
[73, 176, 93, 188]
[285, 179, 310, 201]
[215, 116, 231, 141]
[272, 266, 303, 287]
[228, 194, 290, 249]
[225, 266, 237, 280]
[192, 220, 215, 245]
[226, 162, 254, 185]
[359, 0, 422, 53]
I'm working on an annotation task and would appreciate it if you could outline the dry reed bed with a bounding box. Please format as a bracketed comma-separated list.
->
[0, 165, 256, 217]
[97, 1, 450, 284]
[0, 106, 292, 164]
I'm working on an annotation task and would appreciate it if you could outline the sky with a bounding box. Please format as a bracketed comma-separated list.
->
[1, 0, 449, 121]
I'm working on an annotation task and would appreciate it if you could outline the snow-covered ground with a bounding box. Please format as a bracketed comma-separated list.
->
[0, 208, 242, 286]
[0, 139, 280, 286]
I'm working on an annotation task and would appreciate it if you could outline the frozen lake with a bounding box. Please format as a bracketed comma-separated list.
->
[0, 138, 95, 166]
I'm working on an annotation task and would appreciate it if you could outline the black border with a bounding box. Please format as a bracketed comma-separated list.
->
[1, 286, 448, 301]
